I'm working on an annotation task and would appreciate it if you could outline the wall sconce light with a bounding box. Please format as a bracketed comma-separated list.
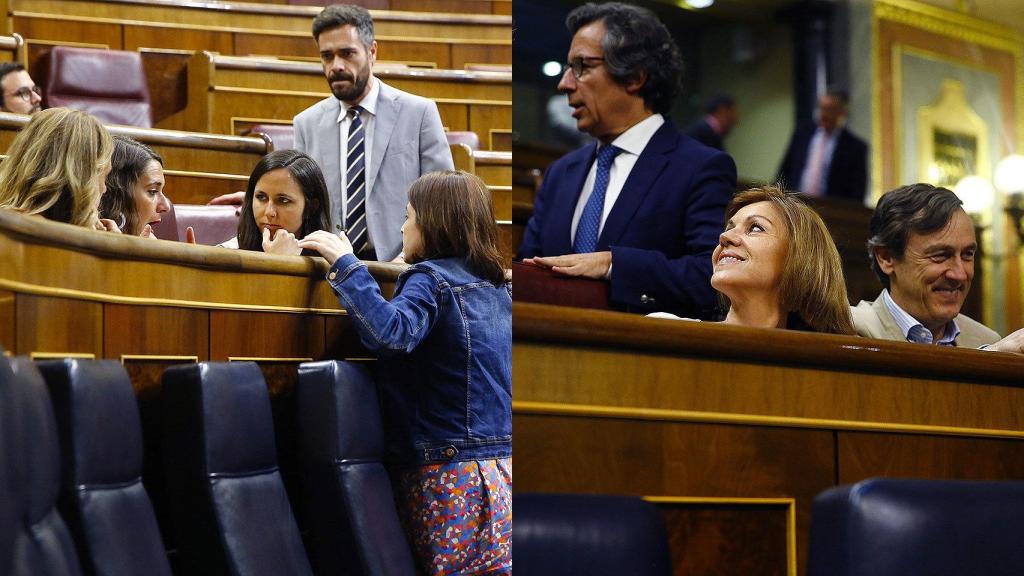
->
[953, 175, 995, 228]
[994, 154, 1024, 244]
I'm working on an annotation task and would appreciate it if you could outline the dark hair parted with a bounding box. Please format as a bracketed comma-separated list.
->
[99, 135, 163, 236]
[724, 186, 855, 335]
[407, 170, 506, 286]
[312, 4, 374, 47]
[566, 2, 682, 115]
[867, 183, 965, 289]
[0, 62, 26, 110]
[237, 150, 333, 253]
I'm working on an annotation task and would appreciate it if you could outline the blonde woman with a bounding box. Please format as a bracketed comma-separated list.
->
[0, 107, 114, 230]
[653, 186, 855, 335]
[711, 186, 855, 334]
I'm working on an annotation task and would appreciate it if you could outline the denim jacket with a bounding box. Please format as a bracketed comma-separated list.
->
[326, 254, 512, 467]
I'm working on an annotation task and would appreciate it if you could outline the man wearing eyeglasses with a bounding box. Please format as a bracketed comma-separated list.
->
[0, 63, 42, 115]
[518, 2, 736, 318]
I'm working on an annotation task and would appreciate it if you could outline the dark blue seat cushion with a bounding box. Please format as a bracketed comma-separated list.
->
[38, 359, 172, 576]
[297, 360, 416, 576]
[808, 478, 1024, 576]
[516, 493, 672, 576]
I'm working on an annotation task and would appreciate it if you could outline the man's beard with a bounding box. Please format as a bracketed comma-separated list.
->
[329, 68, 370, 102]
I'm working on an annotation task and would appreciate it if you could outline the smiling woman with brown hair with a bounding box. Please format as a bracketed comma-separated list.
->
[711, 185, 855, 334]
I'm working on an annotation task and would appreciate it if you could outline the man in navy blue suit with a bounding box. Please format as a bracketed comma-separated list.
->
[777, 90, 868, 202]
[518, 2, 737, 318]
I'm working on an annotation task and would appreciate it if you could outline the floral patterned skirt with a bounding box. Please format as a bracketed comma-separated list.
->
[394, 457, 512, 575]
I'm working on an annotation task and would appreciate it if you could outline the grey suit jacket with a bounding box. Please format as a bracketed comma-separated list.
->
[851, 291, 1000, 348]
[293, 79, 453, 260]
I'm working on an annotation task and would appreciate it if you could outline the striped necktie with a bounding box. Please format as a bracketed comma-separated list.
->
[573, 144, 621, 253]
[345, 106, 368, 255]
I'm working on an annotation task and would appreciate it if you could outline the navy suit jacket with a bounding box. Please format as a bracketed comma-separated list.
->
[517, 120, 737, 317]
[777, 123, 868, 202]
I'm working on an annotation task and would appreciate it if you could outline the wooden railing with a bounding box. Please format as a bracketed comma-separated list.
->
[513, 301, 1024, 575]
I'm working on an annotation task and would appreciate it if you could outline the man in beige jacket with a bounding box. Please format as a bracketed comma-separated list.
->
[853, 183, 1022, 352]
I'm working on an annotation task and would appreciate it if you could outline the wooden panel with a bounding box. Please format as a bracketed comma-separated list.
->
[514, 415, 833, 575]
[104, 305, 209, 359]
[164, 173, 248, 205]
[14, 16, 122, 48]
[324, 315, 373, 359]
[210, 310, 325, 359]
[0, 289, 13, 352]
[15, 295, 102, 357]
[233, 31, 314, 60]
[491, 185, 510, 220]
[139, 49, 192, 124]
[489, 129, 511, 151]
[389, 0, 495, 14]
[376, 39, 450, 69]
[492, 0, 510, 15]
[451, 43, 510, 69]
[660, 505, 789, 576]
[124, 24, 234, 54]
[435, 101, 470, 132]
[838, 432, 1024, 482]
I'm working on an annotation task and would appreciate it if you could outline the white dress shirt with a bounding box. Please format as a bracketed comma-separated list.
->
[570, 114, 665, 242]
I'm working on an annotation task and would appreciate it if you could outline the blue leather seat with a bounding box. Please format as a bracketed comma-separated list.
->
[37, 359, 172, 576]
[296, 360, 416, 576]
[808, 478, 1024, 576]
[3, 357, 83, 576]
[516, 493, 672, 576]
[161, 362, 313, 576]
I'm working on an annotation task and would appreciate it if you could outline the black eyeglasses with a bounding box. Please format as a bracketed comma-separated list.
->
[9, 85, 41, 102]
[563, 56, 605, 80]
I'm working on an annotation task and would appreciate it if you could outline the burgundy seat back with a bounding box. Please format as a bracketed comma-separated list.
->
[445, 131, 480, 150]
[174, 204, 240, 246]
[246, 125, 295, 151]
[46, 46, 152, 128]
[150, 201, 240, 246]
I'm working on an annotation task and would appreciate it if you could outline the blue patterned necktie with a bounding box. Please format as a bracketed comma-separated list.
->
[345, 106, 368, 255]
[573, 144, 621, 253]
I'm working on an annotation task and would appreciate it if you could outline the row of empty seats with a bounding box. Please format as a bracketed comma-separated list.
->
[0, 354, 414, 575]
[4, 350, 1024, 574]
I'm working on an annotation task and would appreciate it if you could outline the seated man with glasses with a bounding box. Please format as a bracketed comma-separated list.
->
[518, 1, 737, 318]
[0, 63, 42, 115]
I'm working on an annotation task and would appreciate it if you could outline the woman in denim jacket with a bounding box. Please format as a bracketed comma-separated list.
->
[300, 170, 511, 575]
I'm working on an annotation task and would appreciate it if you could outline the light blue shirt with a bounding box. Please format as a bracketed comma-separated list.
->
[882, 289, 961, 345]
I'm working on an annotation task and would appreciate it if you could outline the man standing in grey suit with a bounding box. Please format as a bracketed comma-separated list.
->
[294, 4, 453, 261]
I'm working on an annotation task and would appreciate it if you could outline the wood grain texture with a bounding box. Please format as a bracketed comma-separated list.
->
[514, 415, 833, 575]
[0, 289, 14, 352]
[104, 305, 209, 359]
[210, 311, 325, 360]
[16, 295, 102, 357]
[838, 431, 1024, 482]
[659, 505, 789, 576]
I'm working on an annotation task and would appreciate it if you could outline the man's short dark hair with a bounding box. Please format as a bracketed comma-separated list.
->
[566, 2, 682, 115]
[867, 183, 966, 289]
[704, 94, 735, 115]
[0, 62, 26, 110]
[312, 4, 374, 47]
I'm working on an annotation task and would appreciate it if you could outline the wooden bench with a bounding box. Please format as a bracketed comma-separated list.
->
[168, 52, 510, 141]
[242, 0, 510, 17]
[7, 0, 511, 68]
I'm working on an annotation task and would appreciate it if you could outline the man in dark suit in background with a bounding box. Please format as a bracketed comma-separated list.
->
[685, 94, 737, 152]
[777, 89, 867, 202]
[517, 2, 736, 318]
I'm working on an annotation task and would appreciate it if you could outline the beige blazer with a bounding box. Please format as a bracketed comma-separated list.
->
[850, 291, 1000, 348]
